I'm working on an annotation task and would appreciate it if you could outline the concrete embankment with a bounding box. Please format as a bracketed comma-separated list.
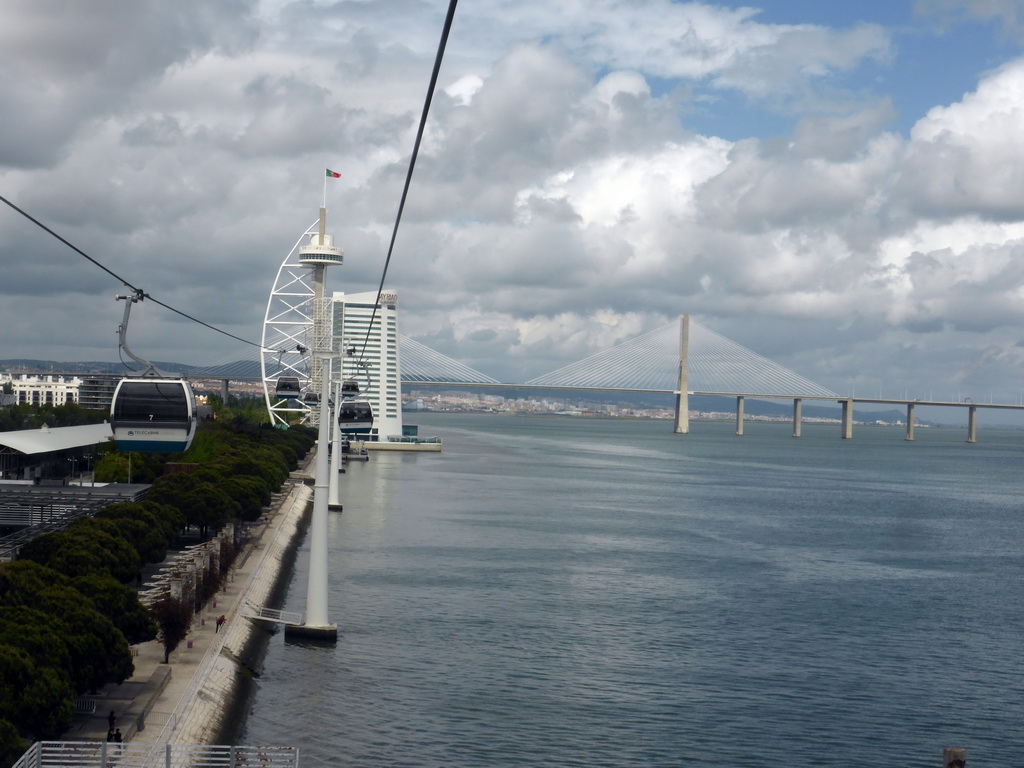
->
[62, 463, 316, 745]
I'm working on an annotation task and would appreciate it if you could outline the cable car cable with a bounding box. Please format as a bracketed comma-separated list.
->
[353, 0, 458, 369]
[0, 193, 266, 350]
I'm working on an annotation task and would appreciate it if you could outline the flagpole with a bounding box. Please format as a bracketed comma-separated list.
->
[322, 172, 327, 210]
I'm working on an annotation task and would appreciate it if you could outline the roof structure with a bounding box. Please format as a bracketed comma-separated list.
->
[0, 423, 113, 455]
[0, 483, 151, 560]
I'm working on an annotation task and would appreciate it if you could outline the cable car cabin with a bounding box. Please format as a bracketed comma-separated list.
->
[301, 391, 320, 406]
[340, 379, 361, 397]
[338, 400, 374, 435]
[275, 377, 302, 400]
[111, 378, 198, 453]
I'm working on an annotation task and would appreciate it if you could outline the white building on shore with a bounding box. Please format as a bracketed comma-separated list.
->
[329, 289, 403, 440]
[0, 373, 81, 406]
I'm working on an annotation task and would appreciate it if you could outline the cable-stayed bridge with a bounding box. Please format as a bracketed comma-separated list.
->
[191, 317, 832, 395]
[187, 315, 1024, 441]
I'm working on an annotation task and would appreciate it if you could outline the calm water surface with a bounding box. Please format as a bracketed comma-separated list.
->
[242, 415, 1024, 767]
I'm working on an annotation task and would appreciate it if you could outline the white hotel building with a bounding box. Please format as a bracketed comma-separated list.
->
[329, 289, 402, 440]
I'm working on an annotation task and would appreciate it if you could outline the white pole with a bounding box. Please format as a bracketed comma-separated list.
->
[329, 380, 343, 509]
[304, 358, 333, 628]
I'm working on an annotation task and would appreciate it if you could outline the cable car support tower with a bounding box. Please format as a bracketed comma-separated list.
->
[285, 205, 342, 642]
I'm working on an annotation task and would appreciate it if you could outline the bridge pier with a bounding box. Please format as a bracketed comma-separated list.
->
[221, 379, 230, 405]
[674, 315, 689, 434]
[967, 405, 977, 443]
[735, 396, 745, 436]
[792, 398, 802, 438]
[905, 403, 915, 441]
[841, 398, 853, 439]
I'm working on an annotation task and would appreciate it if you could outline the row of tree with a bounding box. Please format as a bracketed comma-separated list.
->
[0, 413, 316, 767]
[0, 401, 108, 433]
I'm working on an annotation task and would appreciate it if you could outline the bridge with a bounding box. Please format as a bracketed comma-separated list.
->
[186, 316, 1024, 442]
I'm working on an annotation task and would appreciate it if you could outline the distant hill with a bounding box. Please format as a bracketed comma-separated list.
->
[0, 359, 193, 375]
[0, 359, 263, 378]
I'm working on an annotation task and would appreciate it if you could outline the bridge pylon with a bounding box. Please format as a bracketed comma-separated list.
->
[674, 314, 689, 434]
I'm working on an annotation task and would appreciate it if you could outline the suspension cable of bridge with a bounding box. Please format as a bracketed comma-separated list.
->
[525, 318, 837, 397]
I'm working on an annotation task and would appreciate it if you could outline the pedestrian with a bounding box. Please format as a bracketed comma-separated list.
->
[114, 729, 122, 744]
[106, 728, 114, 743]
[108, 711, 116, 730]
[215, 615, 223, 633]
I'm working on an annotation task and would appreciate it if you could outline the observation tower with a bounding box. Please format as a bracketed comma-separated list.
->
[297, 208, 343, 426]
[283, 205, 342, 642]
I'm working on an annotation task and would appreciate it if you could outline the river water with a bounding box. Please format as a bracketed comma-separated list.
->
[242, 414, 1024, 767]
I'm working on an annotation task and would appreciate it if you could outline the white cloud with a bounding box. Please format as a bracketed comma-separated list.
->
[4, 1, 1024, 403]
[897, 59, 1024, 220]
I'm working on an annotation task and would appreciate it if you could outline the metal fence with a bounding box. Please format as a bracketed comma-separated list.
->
[14, 742, 299, 768]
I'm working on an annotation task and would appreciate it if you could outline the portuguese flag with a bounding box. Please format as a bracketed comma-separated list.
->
[326, 169, 342, 178]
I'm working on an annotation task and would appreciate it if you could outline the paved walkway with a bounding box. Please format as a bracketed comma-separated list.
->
[62, 462, 315, 745]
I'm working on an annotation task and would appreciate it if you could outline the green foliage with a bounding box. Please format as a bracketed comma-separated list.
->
[34, 586, 133, 693]
[0, 608, 76, 737]
[0, 417, 313, 749]
[201, 393, 269, 427]
[20, 519, 140, 584]
[0, 560, 63, 606]
[0, 719, 27, 768]
[93, 449, 162, 484]
[149, 593, 194, 664]
[0, 401, 107, 433]
[0, 564, 135, 694]
[94, 502, 181, 565]
[221, 476, 268, 522]
[71, 574, 156, 646]
[146, 474, 241, 538]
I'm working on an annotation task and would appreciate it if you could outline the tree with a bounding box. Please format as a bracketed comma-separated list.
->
[220, 476, 265, 522]
[0, 610, 76, 737]
[71, 574, 157, 646]
[149, 593, 194, 664]
[0, 560, 63, 606]
[94, 503, 175, 564]
[93, 450, 162, 484]
[0, 718, 27, 768]
[35, 586, 133, 693]
[0, 401, 107, 433]
[147, 474, 240, 539]
[19, 520, 140, 584]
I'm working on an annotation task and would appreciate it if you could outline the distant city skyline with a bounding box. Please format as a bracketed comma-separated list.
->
[3, 1, 1024, 404]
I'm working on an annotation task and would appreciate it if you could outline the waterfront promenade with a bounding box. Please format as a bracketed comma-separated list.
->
[59, 455, 316, 746]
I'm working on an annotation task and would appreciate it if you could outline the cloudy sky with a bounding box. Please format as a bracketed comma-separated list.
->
[3, 0, 1024, 405]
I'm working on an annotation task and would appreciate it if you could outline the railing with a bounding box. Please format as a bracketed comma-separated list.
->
[72, 699, 97, 715]
[385, 435, 442, 444]
[14, 743, 299, 768]
[250, 606, 304, 626]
